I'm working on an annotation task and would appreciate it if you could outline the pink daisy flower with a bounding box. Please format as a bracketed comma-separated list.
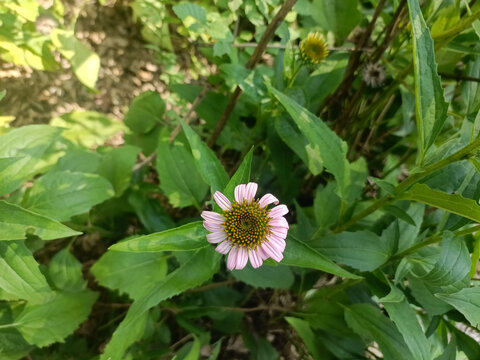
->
[201, 182, 289, 270]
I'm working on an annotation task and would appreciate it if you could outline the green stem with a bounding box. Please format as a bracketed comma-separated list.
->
[335, 138, 480, 232]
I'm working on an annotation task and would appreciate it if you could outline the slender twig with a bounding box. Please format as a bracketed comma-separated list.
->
[207, 0, 298, 147]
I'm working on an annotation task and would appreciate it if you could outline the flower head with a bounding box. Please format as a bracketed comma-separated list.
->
[362, 62, 386, 88]
[300, 32, 329, 65]
[201, 183, 289, 270]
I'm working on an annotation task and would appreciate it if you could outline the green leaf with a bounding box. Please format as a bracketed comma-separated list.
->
[51, 111, 125, 148]
[436, 287, 480, 328]
[14, 290, 98, 347]
[383, 205, 416, 226]
[285, 317, 322, 360]
[268, 85, 351, 198]
[98, 145, 141, 196]
[274, 116, 323, 175]
[109, 222, 208, 252]
[222, 147, 253, 200]
[22, 170, 114, 222]
[91, 248, 167, 300]
[0, 241, 52, 303]
[282, 235, 360, 279]
[382, 294, 432, 360]
[407, 0, 449, 157]
[314, 182, 341, 231]
[311, 0, 361, 40]
[156, 134, 208, 208]
[232, 264, 294, 289]
[48, 249, 85, 293]
[451, 326, 480, 360]
[0, 201, 80, 241]
[399, 183, 480, 223]
[417, 232, 470, 286]
[172, 3, 207, 31]
[313, 231, 390, 272]
[50, 29, 100, 89]
[124, 91, 166, 134]
[55, 147, 101, 173]
[181, 120, 229, 193]
[0, 328, 33, 360]
[100, 247, 221, 360]
[0, 125, 62, 196]
[345, 303, 413, 360]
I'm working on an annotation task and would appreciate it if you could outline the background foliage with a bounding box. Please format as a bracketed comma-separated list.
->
[1, 0, 480, 359]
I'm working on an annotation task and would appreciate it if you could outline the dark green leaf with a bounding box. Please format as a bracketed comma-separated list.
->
[311, 0, 361, 40]
[269, 85, 351, 198]
[222, 147, 253, 200]
[232, 264, 294, 289]
[181, 120, 229, 193]
[345, 303, 413, 360]
[91, 248, 167, 300]
[282, 235, 360, 279]
[285, 317, 322, 360]
[14, 290, 98, 347]
[100, 247, 221, 360]
[109, 222, 208, 252]
[22, 170, 114, 221]
[124, 91, 166, 134]
[407, 0, 449, 157]
[0, 201, 80, 241]
[313, 231, 390, 272]
[48, 248, 86, 293]
[400, 183, 480, 222]
[436, 287, 480, 327]
[383, 205, 417, 226]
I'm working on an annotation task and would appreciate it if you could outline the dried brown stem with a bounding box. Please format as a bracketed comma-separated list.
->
[207, 0, 298, 147]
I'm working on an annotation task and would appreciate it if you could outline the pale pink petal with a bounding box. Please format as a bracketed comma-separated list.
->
[234, 184, 247, 203]
[258, 193, 279, 208]
[261, 242, 283, 262]
[269, 218, 289, 229]
[244, 182, 258, 202]
[203, 220, 223, 232]
[216, 240, 233, 254]
[256, 245, 269, 260]
[267, 236, 286, 252]
[271, 226, 288, 237]
[201, 211, 224, 222]
[235, 248, 248, 269]
[268, 233, 287, 246]
[227, 246, 239, 270]
[248, 249, 263, 268]
[207, 231, 226, 244]
[268, 205, 289, 218]
[213, 191, 232, 211]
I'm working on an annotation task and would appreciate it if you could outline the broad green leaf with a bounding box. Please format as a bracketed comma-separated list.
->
[416, 232, 470, 286]
[222, 147, 253, 200]
[312, 231, 390, 272]
[0, 328, 33, 360]
[48, 249, 85, 293]
[177, 337, 201, 360]
[232, 264, 294, 289]
[109, 222, 208, 252]
[383, 205, 416, 226]
[407, 0, 448, 157]
[345, 303, 413, 360]
[436, 287, 480, 327]
[0, 125, 62, 196]
[313, 182, 341, 231]
[51, 111, 125, 148]
[98, 145, 141, 196]
[128, 190, 175, 233]
[382, 293, 432, 360]
[14, 290, 98, 347]
[124, 91, 166, 134]
[0, 241, 51, 303]
[0, 201, 80, 241]
[91, 248, 167, 300]
[282, 235, 360, 279]
[22, 170, 114, 222]
[269, 85, 351, 198]
[285, 317, 322, 360]
[451, 326, 480, 360]
[55, 147, 101, 173]
[400, 183, 480, 222]
[101, 247, 221, 360]
[274, 116, 323, 175]
[311, 0, 361, 40]
[50, 29, 100, 89]
[172, 3, 207, 31]
[181, 120, 229, 193]
[156, 134, 208, 208]
[435, 336, 456, 360]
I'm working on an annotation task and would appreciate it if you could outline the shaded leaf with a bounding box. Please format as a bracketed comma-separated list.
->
[124, 91, 166, 134]
[48, 248, 86, 293]
[232, 264, 294, 289]
[436, 287, 480, 327]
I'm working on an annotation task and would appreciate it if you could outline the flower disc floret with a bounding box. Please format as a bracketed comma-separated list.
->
[300, 32, 329, 65]
[201, 182, 289, 270]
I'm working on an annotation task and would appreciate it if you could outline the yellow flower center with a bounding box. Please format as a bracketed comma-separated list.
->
[223, 201, 271, 249]
[300, 33, 329, 64]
